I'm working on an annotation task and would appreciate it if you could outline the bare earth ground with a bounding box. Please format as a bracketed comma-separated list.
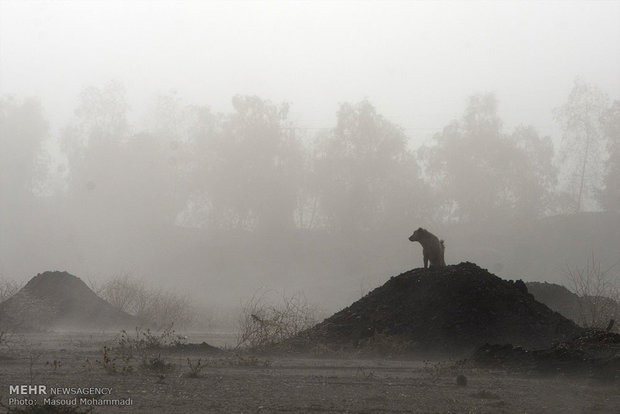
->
[0, 333, 618, 414]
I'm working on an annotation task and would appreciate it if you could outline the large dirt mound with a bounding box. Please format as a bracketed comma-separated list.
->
[289, 262, 582, 355]
[525, 281, 583, 323]
[0, 271, 138, 331]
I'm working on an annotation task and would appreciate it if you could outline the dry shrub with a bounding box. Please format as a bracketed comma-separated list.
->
[94, 274, 195, 329]
[565, 254, 620, 331]
[236, 290, 319, 350]
[0, 277, 21, 302]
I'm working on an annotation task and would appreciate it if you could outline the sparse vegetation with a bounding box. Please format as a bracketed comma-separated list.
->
[95, 345, 133, 375]
[0, 278, 21, 302]
[45, 359, 62, 371]
[112, 326, 186, 360]
[93, 275, 195, 329]
[184, 358, 205, 378]
[142, 353, 173, 373]
[92, 327, 186, 375]
[224, 354, 272, 368]
[565, 254, 620, 331]
[355, 367, 376, 380]
[0, 329, 14, 352]
[236, 290, 319, 350]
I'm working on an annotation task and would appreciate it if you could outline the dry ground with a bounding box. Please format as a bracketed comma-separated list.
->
[0, 332, 618, 414]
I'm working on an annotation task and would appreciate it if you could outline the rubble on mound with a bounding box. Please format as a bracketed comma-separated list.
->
[472, 330, 620, 381]
[287, 262, 582, 355]
[0, 271, 138, 331]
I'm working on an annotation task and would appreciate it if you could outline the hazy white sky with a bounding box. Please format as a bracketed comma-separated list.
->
[1, 0, 619, 146]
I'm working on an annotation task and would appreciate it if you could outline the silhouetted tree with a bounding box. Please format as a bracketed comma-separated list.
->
[192, 95, 303, 233]
[61, 80, 130, 195]
[554, 78, 610, 213]
[315, 100, 426, 234]
[0, 96, 49, 267]
[61, 82, 183, 266]
[508, 125, 558, 218]
[421, 94, 556, 223]
[599, 100, 620, 212]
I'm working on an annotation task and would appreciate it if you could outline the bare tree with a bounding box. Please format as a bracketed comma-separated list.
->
[599, 100, 620, 212]
[96, 274, 195, 329]
[554, 78, 610, 213]
[565, 254, 619, 330]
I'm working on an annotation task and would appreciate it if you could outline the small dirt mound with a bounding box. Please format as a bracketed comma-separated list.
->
[172, 341, 226, 354]
[0, 271, 138, 331]
[288, 262, 582, 355]
[472, 330, 620, 381]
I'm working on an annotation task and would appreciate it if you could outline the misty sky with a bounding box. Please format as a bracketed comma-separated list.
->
[1, 0, 619, 148]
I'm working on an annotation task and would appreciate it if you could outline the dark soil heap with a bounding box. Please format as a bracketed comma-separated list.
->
[291, 262, 582, 355]
[525, 281, 583, 324]
[472, 330, 620, 381]
[0, 271, 138, 331]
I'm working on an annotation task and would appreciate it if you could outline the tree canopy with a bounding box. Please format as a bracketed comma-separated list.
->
[421, 94, 556, 223]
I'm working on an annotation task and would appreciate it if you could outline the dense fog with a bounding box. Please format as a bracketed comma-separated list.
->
[1, 1, 619, 315]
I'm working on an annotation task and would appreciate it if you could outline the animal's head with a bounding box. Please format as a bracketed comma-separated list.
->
[408, 227, 426, 242]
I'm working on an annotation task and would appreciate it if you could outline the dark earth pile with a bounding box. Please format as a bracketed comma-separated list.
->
[472, 330, 620, 381]
[288, 262, 582, 355]
[525, 281, 583, 324]
[527, 281, 620, 329]
[0, 271, 137, 331]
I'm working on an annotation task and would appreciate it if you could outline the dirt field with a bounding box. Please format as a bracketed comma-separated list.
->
[1, 333, 618, 413]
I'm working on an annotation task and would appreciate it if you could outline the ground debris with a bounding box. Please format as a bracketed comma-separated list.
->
[471, 329, 620, 381]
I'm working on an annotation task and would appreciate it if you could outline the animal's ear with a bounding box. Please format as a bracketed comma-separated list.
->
[418, 227, 423, 231]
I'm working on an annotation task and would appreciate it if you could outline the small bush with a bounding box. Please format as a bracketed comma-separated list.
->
[0, 278, 21, 302]
[236, 290, 319, 350]
[565, 255, 620, 331]
[96, 326, 186, 374]
[114, 326, 187, 358]
[184, 358, 205, 378]
[142, 353, 173, 373]
[95, 345, 133, 375]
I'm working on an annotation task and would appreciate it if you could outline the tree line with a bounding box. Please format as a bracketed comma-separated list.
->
[0, 78, 618, 285]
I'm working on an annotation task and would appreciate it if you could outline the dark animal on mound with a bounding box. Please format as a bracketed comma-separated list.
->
[408, 227, 445, 268]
